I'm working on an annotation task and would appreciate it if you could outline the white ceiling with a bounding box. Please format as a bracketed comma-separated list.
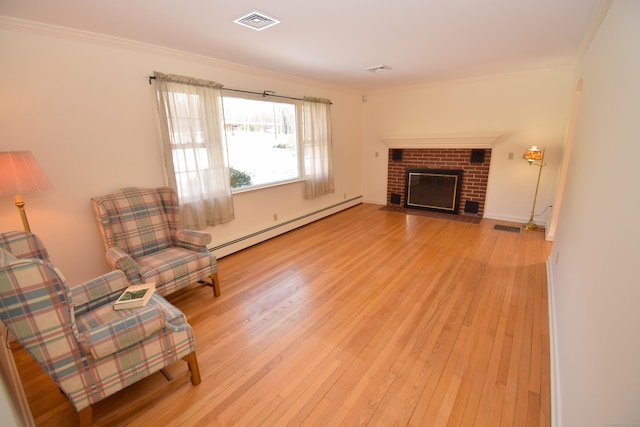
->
[0, 0, 604, 91]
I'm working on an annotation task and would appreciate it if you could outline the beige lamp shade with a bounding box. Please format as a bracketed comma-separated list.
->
[0, 151, 52, 196]
[0, 151, 52, 232]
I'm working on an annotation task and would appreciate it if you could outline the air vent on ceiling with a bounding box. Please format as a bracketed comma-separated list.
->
[234, 11, 280, 31]
[365, 64, 392, 73]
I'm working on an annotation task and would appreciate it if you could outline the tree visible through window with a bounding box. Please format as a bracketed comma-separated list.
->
[222, 95, 300, 190]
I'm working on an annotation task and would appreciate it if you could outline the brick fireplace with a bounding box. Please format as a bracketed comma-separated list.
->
[387, 148, 492, 217]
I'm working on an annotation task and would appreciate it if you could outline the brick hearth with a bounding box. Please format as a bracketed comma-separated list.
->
[387, 148, 491, 217]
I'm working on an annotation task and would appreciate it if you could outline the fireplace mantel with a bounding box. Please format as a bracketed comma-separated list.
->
[381, 132, 501, 149]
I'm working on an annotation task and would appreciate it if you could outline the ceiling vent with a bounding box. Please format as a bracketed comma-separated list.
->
[365, 64, 392, 73]
[234, 11, 280, 31]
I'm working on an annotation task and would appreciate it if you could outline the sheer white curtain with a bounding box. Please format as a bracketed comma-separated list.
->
[302, 96, 334, 199]
[154, 71, 234, 229]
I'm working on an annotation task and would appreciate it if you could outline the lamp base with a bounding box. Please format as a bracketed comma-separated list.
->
[524, 220, 546, 232]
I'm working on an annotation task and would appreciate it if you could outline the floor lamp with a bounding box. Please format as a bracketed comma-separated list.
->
[522, 146, 545, 230]
[0, 151, 52, 232]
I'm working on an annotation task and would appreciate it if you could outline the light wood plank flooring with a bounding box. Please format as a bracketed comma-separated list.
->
[12, 203, 552, 426]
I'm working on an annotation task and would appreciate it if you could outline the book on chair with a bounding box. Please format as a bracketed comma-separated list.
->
[113, 283, 155, 310]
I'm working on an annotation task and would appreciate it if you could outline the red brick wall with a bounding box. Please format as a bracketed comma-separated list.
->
[387, 148, 491, 216]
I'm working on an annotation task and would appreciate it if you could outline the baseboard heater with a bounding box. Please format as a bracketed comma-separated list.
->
[210, 196, 363, 253]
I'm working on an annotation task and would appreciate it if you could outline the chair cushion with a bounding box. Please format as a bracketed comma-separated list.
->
[136, 247, 212, 290]
[98, 188, 173, 259]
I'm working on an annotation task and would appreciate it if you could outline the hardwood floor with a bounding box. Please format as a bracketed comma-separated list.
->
[13, 203, 552, 426]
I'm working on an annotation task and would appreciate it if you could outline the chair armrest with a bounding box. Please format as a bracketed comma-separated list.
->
[174, 229, 212, 252]
[105, 247, 141, 284]
[71, 270, 130, 315]
[77, 302, 166, 360]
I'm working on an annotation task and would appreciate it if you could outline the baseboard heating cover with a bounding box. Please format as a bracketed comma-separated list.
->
[210, 196, 362, 257]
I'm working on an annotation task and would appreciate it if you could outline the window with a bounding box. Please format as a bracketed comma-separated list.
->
[222, 94, 301, 190]
[168, 92, 213, 196]
[153, 72, 234, 228]
[156, 70, 333, 212]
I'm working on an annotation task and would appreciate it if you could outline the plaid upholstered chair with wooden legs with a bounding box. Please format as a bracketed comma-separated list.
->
[0, 231, 201, 427]
[91, 187, 220, 297]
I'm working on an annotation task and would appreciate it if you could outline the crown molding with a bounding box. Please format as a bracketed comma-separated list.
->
[0, 16, 345, 92]
[0, 16, 175, 55]
[574, 0, 612, 69]
[381, 133, 501, 149]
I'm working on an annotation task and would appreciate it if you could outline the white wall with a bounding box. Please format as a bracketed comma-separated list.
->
[548, 1, 640, 425]
[0, 19, 363, 284]
[361, 70, 575, 224]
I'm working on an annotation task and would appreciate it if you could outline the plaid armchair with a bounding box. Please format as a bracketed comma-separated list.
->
[0, 231, 201, 427]
[91, 187, 220, 297]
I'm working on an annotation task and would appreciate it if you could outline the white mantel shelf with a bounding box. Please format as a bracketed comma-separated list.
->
[381, 132, 501, 149]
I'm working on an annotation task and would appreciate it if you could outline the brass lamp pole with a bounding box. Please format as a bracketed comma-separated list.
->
[523, 146, 545, 230]
[13, 194, 31, 232]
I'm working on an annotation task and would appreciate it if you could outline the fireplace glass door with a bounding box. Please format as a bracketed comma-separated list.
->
[405, 169, 463, 213]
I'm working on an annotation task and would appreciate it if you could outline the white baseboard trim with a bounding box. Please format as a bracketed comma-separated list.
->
[483, 212, 529, 223]
[210, 196, 363, 258]
[546, 257, 561, 427]
[362, 198, 386, 205]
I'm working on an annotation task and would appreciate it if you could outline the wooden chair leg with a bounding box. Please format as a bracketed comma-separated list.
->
[211, 272, 220, 297]
[183, 351, 201, 386]
[78, 406, 92, 427]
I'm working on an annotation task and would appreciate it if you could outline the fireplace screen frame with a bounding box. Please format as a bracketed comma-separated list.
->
[404, 168, 463, 214]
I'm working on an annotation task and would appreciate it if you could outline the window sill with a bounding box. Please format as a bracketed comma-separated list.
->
[231, 178, 304, 194]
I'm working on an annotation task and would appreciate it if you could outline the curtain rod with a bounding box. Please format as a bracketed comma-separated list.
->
[147, 76, 331, 104]
[222, 87, 306, 102]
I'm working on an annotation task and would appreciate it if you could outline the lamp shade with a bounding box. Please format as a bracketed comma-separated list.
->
[0, 151, 52, 196]
[522, 146, 543, 163]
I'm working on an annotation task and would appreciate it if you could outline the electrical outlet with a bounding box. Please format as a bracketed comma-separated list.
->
[375, 151, 379, 158]
[344, 193, 347, 200]
[508, 152, 514, 160]
[273, 213, 278, 222]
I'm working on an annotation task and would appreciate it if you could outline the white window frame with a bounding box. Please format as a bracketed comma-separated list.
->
[222, 92, 304, 193]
